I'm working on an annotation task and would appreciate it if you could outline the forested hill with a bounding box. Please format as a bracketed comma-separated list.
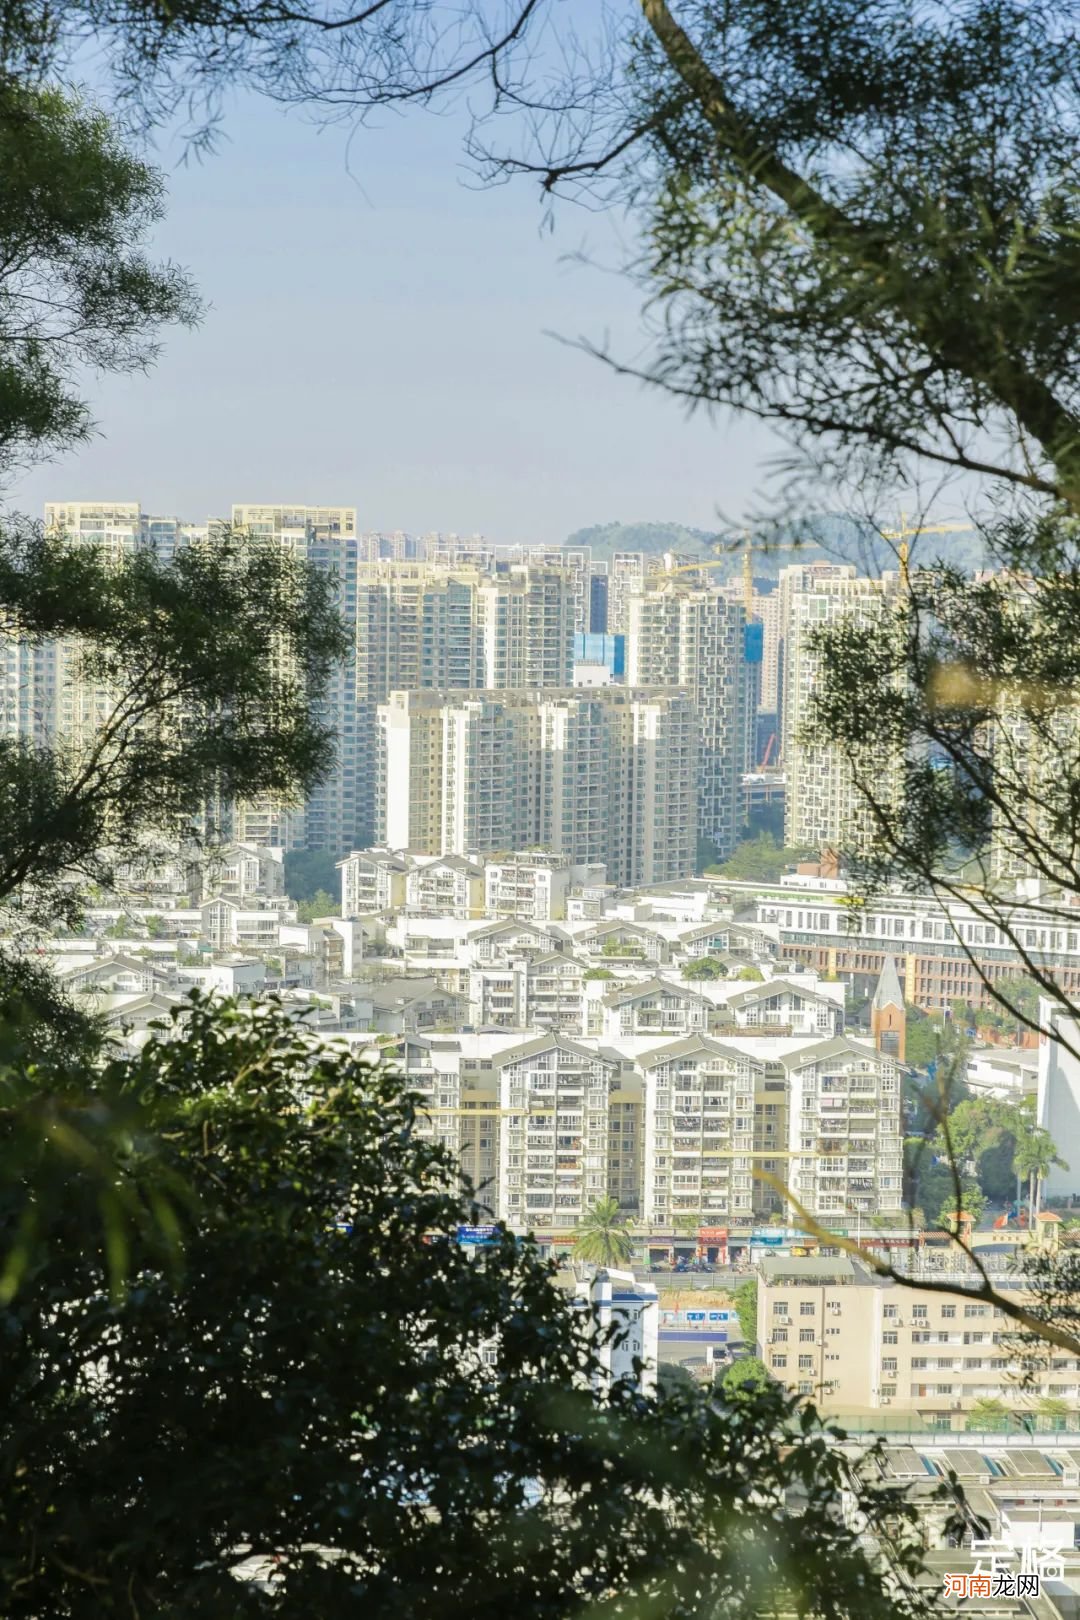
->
[565, 518, 989, 579]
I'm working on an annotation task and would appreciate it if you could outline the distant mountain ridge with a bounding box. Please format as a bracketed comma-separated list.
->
[564, 518, 988, 579]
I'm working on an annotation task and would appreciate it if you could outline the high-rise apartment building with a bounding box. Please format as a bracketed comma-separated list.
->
[607, 552, 647, 636]
[355, 561, 575, 842]
[376, 685, 697, 887]
[229, 505, 360, 853]
[627, 583, 748, 858]
[780, 565, 903, 856]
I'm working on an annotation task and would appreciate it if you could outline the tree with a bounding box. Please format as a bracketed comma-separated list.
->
[573, 1196, 634, 1269]
[296, 888, 339, 923]
[967, 1397, 1010, 1433]
[582, 966, 615, 981]
[0, 523, 346, 937]
[1013, 1122, 1067, 1220]
[719, 1356, 771, 1399]
[683, 955, 727, 980]
[1035, 1395, 1072, 1431]
[283, 848, 340, 905]
[719, 833, 810, 883]
[732, 1278, 758, 1347]
[0, 78, 198, 479]
[0, 999, 948, 1619]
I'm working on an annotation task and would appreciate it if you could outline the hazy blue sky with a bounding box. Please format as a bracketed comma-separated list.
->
[10, 91, 778, 543]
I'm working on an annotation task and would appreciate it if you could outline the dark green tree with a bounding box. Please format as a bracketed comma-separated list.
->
[0, 77, 198, 477]
[0, 1000, 947, 1619]
[296, 888, 340, 923]
[283, 848, 341, 904]
[719, 1355, 771, 1398]
[732, 1278, 757, 1345]
[0, 520, 346, 934]
[682, 954, 727, 980]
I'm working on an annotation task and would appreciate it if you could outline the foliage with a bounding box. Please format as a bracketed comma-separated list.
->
[735, 966, 764, 982]
[283, 847, 340, 905]
[967, 1397, 1010, 1433]
[683, 955, 727, 980]
[732, 1279, 758, 1346]
[582, 966, 615, 981]
[719, 1356, 770, 1398]
[0, 78, 198, 478]
[0, 999, 951, 1618]
[296, 888, 339, 923]
[718, 832, 810, 883]
[0, 520, 346, 937]
[572, 1195, 634, 1268]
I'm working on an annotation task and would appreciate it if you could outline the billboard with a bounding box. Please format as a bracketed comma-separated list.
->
[457, 1224, 499, 1247]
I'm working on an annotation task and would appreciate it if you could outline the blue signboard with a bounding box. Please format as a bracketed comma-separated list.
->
[686, 1310, 706, 1322]
[457, 1224, 499, 1247]
[751, 1232, 785, 1247]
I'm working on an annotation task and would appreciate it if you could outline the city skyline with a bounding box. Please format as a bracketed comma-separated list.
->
[7, 91, 776, 543]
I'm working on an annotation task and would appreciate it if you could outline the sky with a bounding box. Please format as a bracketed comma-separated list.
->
[10, 90, 779, 545]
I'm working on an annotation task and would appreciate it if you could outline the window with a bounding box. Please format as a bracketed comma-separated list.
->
[798, 1355, 814, 1371]
[773, 1301, 789, 1317]
[964, 1304, 987, 1319]
[883, 1331, 898, 1345]
[912, 1305, 928, 1321]
[772, 1354, 787, 1370]
[800, 1301, 815, 1316]
[883, 1304, 898, 1320]
[799, 1328, 814, 1343]
[880, 1384, 897, 1398]
[941, 1305, 956, 1320]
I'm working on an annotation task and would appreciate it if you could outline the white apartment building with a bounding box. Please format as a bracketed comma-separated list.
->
[784, 1035, 903, 1218]
[338, 848, 410, 915]
[354, 560, 575, 842]
[496, 1034, 621, 1229]
[376, 687, 698, 888]
[484, 852, 605, 923]
[405, 855, 485, 919]
[779, 563, 903, 854]
[627, 583, 748, 858]
[640, 1035, 762, 1226]
[607, 552, 647, 636]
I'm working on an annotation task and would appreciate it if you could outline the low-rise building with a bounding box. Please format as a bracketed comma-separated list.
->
[756, 1253, 1080, 1424]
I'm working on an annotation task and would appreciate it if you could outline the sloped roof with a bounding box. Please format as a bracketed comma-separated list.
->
[725, 978, 831, 1010]
[872, 956, 905, 1011]
[779, 1035, 872, 1069]
[602, 977, 706, 1009]
[495, 1032, 618, 1068]
[636, 1034, 751, 1069]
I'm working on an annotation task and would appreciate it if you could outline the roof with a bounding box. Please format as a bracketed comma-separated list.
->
[779, 1035, 873, 1069]
[725, 978, 830, 1009]
[472, 919, 549, 941]
[411, 854, 483, 876]
[872, 955, 905, 1011]
[601, 976, 705, 1008]
[758, 1255, 857, 1283]
[635, 1034, 749, 1069]
[495, 1032, 618, 1068]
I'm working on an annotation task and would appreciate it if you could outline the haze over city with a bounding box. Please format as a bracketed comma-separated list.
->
[11, 92, 775, 539]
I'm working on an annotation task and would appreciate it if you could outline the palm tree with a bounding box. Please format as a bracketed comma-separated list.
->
[573, 1197, 634, 1269]
[1013, 1124, 1067, 1219]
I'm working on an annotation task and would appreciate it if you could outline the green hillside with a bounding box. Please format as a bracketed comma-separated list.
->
[565, 517, 988, 579]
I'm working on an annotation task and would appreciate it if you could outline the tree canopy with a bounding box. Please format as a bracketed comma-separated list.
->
[0, 999, 950, 1618]
[0, 77, 198, 478]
